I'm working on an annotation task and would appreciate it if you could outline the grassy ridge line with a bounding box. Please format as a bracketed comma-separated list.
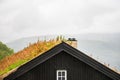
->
[0, 39, 64, 75]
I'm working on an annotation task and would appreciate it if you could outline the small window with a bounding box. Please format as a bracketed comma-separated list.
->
[57, 70, 67, 80]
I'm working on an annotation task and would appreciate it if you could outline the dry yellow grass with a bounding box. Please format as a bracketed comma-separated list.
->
[0, 39, 63, 76]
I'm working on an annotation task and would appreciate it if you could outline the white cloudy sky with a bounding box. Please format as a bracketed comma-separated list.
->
[0, 0, 120, 43]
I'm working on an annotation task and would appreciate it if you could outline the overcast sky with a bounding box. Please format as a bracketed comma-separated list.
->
[0, 0, 120, 43]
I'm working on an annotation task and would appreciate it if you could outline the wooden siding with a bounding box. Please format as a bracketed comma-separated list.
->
[13, 51, 112, 80]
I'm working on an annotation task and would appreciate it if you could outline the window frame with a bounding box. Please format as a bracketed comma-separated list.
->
[57, 70, 67, 80]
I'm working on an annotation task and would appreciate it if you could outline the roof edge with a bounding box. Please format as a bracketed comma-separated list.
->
[4, 42, 120, 80]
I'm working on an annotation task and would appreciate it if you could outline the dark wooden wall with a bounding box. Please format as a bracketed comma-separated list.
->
[14, 51, 112, 80]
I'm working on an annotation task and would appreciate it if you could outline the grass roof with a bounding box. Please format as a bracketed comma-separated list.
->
[0, 37, 68, 77]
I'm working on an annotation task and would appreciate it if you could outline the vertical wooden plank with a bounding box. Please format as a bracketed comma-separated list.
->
[14, 51, 113, 80]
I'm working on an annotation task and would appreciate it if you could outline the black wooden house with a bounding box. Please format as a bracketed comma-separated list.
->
[4, 42, 120, 80]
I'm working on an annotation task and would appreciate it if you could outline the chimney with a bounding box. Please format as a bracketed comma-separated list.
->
[67, 38, 77, 48]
